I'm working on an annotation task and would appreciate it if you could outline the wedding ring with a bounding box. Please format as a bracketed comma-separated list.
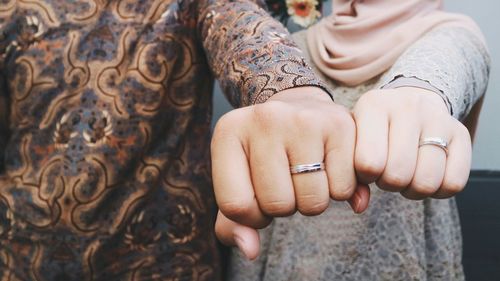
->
[290, 163, 325, 174]
[419, 137, 449, 156]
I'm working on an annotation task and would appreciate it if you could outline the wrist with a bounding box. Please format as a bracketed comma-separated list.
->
[268, 86, 333, 104]
[394, 87, 450, 115]
[381, 76, 452, 115]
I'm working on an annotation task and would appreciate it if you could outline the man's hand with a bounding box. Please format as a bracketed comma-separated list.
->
[211, 87, 369, 260]
[353, 87, 472, 199]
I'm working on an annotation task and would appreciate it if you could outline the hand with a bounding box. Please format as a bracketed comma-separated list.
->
[353, 87, 472, 200]
[211, 87, 370, 260]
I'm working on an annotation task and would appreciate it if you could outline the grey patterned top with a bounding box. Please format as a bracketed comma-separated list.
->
[378, 27, 490, 120]
[227, 26, 490, 281]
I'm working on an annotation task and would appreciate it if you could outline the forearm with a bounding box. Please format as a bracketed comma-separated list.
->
[197, 0, 331, 107]
[379, 26, 491, 120]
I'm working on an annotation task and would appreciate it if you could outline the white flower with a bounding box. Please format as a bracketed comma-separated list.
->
[286, 0, 321, 28]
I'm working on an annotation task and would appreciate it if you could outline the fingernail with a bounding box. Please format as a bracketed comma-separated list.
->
[234, 235, 250, 260]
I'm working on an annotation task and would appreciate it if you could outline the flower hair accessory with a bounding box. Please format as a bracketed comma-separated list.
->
[266, 0, 326, 28]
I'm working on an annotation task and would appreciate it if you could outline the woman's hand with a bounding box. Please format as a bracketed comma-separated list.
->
[353, 87, 472, 199]
[212, 87, 370, 260]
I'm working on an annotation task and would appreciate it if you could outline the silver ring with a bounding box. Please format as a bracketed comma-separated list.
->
[290, 162, 325, 174]
[419, 137, 449, 156]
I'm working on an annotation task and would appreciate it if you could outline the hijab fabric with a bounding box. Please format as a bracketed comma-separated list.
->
[307, 0, 483, 86]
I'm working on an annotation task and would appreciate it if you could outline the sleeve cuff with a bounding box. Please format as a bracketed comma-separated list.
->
[240, 58, 333, 105]
[381, 75, 454, 116]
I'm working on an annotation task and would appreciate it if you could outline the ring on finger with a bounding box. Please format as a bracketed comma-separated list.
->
[419, 137, 449, 156]
[290, 162, 325, 174]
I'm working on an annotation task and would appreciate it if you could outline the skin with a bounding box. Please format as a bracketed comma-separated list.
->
[212, 86, 471, 260]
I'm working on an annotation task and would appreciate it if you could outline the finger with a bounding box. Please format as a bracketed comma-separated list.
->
[215, 211, 260, 260]
[347, 184, 371, 213]
[250, 140, 296, 217]
[286, 121, 330, 216]
[325, 111, 358, 200]
[212, 113, 270, 229]
[433, 123, 472, 198]
[353, 104, 389, 184]
[402, 129, 451, 200]
[377, 114, 419, 192]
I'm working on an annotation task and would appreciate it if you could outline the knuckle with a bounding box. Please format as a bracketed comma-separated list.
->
[297, 197, 329, 216]
[260, 199, 295, 217]
[293, 109, 322, 133]
[455, 120, 472, 140]
[355, 157, 385, 179]
[329, 109, 355, 132]
[330, 183, 356, 200]
[410, 180, 440, 197]
[218, 200, 253, 219]
[252, 102, 287, 129]
[355, 90, 381, 111]
[214, 110, 240, 131]
[212, 110, 244, 143]
[379, 172, 411, 190]
[442, 179, 467, 195]
[356, 90, 377, 105]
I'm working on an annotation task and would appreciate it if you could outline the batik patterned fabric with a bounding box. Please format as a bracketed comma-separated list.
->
[0, 1, 328, 280]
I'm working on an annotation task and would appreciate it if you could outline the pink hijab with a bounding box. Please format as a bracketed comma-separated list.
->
[307, 0, 483, 86]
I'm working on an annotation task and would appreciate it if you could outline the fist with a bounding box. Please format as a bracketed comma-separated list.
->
[353, 87, 472, 199]
[211, 87, 369, 259]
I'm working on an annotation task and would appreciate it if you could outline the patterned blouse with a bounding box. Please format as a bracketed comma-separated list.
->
[0, 1, 327, 280]
[228, 27, 490, 281]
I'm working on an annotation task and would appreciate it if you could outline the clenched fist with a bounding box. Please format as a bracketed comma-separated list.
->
[353, 87, 472, 199]
[211, 87, 370, 259]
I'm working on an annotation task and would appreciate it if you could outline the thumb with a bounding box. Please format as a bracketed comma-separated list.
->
[215, 211, 261, 260]
[347, 183, 371, 214]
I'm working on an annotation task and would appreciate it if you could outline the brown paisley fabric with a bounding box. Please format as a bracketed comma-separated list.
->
[0, 1, 328, 280]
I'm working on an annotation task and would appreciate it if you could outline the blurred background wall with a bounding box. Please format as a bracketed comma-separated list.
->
[212, 0, 500, 171]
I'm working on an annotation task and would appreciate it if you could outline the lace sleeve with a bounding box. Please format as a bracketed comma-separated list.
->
[379, 26, 491, 120]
